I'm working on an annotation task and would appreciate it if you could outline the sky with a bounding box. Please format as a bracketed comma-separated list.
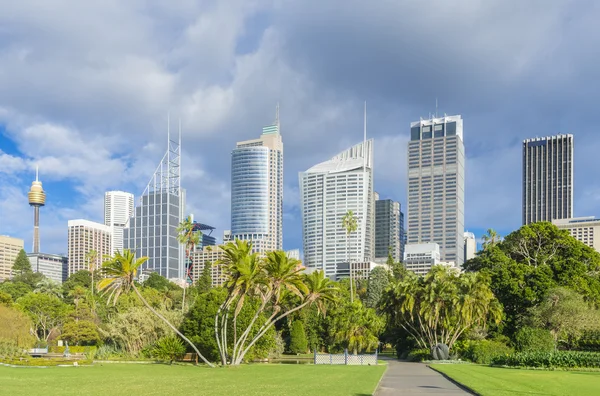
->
[1, 0, 600, 255]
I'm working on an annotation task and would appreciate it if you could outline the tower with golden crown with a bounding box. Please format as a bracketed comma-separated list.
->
[28, 167, 46, 253]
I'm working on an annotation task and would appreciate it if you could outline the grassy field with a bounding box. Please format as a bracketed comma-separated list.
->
[431, 364, 600, 396]
[0, 362, 385, 396]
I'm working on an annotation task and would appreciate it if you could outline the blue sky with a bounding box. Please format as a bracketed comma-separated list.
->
[1, 0, 600, 255]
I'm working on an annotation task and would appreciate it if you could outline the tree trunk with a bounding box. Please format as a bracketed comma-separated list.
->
[132, 283, 215, 367]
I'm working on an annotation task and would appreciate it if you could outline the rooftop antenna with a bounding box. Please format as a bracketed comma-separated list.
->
[363, 101, 367, 169]
[435, 97, 438, 118]
[276, 102, 280, 130]
[35, 165, 39, 182]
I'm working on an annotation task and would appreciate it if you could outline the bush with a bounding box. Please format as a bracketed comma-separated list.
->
[492, 351, 600, 368]
[463, 340, 513, 364]
[288, 321, 308, 354]
[49, 346, 97, 354]
[514, 327, 555, 353]
[576, 330, 600, 352]
[151, 335, 186, 364]
[0, 340, 25, 359]
[407, 348, 430, 362]
[61, 320, 101, 346]
[0, 358, 93, 366]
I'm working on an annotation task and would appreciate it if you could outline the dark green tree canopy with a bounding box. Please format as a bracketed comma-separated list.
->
[62, 270, 92, 296]
[12, 249, 32, 276]
[365, 266, 389, 309]
[288, 320, 308, 354]
[144, 272, 180, 291]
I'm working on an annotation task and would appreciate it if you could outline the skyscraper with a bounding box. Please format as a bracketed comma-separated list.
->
[231, 108, 283, 255]
[0, 235, 24, 281]
[104, 191, 134, 254]
[299, 139, 375, 279]
[407, 115, 465, 266]
[67, 219, 112, 275]
[522, 134, 573, 225]
[464, 231, 476, 262]
[124, 125, 185, 279]
[27, 167, 45, 253]
[374, 196, 402, 263]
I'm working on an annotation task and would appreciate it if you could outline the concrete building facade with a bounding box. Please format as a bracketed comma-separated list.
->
[403, 243, 440, 275]
[553, 217, 600, 253]
[68, 219, 112, 275]
[0, 235, 24, 281]
[190, 246, 227, 287]
[374, 196, 403, 263]
[407, 115, 465, 266]
[104, 191, 134, 254]
[464, 232, 477, 262]
[523, 134, 574, 225]
[28, 253, 68, 283]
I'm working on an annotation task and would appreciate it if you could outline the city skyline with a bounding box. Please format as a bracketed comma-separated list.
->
[2, 2, 600, 256]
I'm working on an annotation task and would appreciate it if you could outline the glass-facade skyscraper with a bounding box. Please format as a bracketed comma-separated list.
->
[374, 197, 403, 263]
[407, 115, 465, 266]
[299, 139, 375, 279]
[231, 110, 283, 254]
[522, 134, 573, 225]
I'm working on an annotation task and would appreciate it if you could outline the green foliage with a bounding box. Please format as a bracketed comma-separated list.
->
[62, 270, 92, 298]
[61, 320, 101, 346]
[0, 305, 36, 347]
[365, 266, 389, 309]
[196, 262, 213, 294]
[0, 291, 13, 306]
[407, 348, 431, 362]
[0, 339, 25, 359]
[331, 300, 384, 354]
[577, 330, 600, 352]
[463, 340, 513, 364]
[144, 272, 180, 292]
[0, 281, 32, 300]
[492, 350, 600, 368]
[151, 335, 186, 364]
[34, 278, 63, 298]
[49, 345, 97, 354]
[16, 292, 70, 341]
[1, 358, 93, 366]
[12, 249, 32, 276]
[288, 320, 308, 354]
[514, 327, 555, 352]
[11, 271, 45, 289]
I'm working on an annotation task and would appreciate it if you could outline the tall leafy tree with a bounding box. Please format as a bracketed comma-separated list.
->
[288, 320, 308, 354]
[332, 300, 384, 354]
[196, 262, 213, 294]
[86, 249, 98, 295]
[97, 249, 215, 367]
[176, 215, 201, 312]
[342, 210, 358, 303]
[0, 304, 36, 347]
[34, 278, 63, 298]
[12, 249, 32, 276]
[365, 266, 389, 309]
[16, 292, 70, 342]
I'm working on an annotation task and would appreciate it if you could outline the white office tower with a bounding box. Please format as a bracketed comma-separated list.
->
[67, 220, 112, 275]
[407, 115, 465, 267]
[104, 191, 134, 254]
[404, 243, 441, 275]
[299, 139, 375, 280]
[464, 232, 477, 261]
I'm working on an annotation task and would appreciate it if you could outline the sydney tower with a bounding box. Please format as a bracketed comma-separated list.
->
[28, 167, 46, 253]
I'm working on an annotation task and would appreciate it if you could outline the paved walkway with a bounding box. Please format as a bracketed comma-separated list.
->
[375, 358, 471, 395]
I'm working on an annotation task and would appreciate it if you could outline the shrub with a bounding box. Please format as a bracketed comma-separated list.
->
[288, 321, 308, 354]
[49, 346, 97, 354]
[407, 348, 431, 362]
[151, 335, 186, 364]
[61, 320, 101, 346]
[514, 327, 555, 353]
[463, 340, 513, 364]
[492, 351, 600, 368]
[0, 340, 25, 359]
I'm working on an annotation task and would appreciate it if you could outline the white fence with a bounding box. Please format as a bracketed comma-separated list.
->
[314, 349, 378, 365]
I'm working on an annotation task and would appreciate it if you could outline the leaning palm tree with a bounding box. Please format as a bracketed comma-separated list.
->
[342, 210, 358, 302]
[97, 249, 214, 367]
[176, 215, 200, 312]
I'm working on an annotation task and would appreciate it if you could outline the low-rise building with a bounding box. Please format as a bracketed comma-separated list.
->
[27, 253, 68, 284]
[0, 235, 24, 281]
[553, 217, 600, 253]
[464, 232, 477, 262]
[403, 243, 441, 275]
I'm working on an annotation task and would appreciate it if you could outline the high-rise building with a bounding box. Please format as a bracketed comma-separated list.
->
[27, 167, 46, 254]
[0, 235, 24, 281]
[522, 134, 574, 225]
[464, 232, 477, 262]
[190, 246, 227, 287]
[67, 220, 112, 275]
[27, 253, 68, 284]
[299, 139, 375, 279]
[407, 115, 465, 266]
[231, 108, 283, 255]
[104, 191, 134, 254]
[553, 217, 600, 253]
[124, 127, 185, 279]
[375, 196, 402, 263]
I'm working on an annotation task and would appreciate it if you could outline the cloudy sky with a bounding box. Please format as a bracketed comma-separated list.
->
[1, 0, 599, 255]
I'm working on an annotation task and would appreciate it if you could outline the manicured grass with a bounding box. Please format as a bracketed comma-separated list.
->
[431, 364, 600, 396]
[0, 362, 385, 396]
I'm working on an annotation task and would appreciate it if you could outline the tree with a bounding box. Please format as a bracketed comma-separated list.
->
[97, 249, 214, 367]
[61, 320, 101, 346]
[481, 229, 501, 251]
[0, 291, 12, 306]
[215, 242, 338, 365]
[34, 278, 63, 298]
[86, 249, 98, 295]
[196, 262, 213, 294]
[63, 270, 92, 299]
[381, 266, 502, 351]
[176, 215, 201, 312]
[144, 272, 175, 291]
[16, 292, 70, 341]
[152, 335, 186, 364]
[12, 249, 32, 276]
[288, 320, 308, 354]
[342, 210, 358, 303]
[366, 266, 389, 309]
[332, 301, 384, 354]
[0, 281, 32, 301]
[0, 304, 36, 347]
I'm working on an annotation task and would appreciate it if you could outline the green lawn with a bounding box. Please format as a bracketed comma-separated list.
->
[0, 363, 385, 396]
[431, 364, 600, 396]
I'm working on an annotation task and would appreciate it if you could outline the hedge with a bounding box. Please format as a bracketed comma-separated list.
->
[49, 346, 97, 354]
[1, 358, 93, 367]
[492, 351, 600, 369]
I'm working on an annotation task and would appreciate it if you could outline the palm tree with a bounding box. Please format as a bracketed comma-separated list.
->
[97, 249, 215, 367]
[176, 216, 200, 312]
[85, 249, 98, 295]
[34, 278, 63, 298]
[482, 229, 501, 250]
[342, 210, 358, 302]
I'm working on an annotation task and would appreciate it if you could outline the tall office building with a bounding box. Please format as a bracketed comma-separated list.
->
[0, 235, 24, 281]
[464, 232, 477, 261]
[28, 253, 68, 284]
[407, 115, 465, 266]
[522, 134, 573, 225]
[374, 196, 402, 263]
[553, 217, 600, 253]
[104, 191, 134, 254]
[231, 108, 283, 255]
[67, 219, 112, 275]
[299, 139, 375, 279]
[124, 127, 185, 279]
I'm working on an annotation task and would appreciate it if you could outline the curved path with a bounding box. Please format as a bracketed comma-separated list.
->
[375, 358, 471, 395]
